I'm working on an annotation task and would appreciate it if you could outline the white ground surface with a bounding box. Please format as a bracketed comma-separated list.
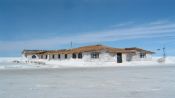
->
[0, 57, 175, 69]
[0, 65, 175, 98]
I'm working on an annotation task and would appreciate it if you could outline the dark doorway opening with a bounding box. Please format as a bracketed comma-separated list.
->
[117, 53, 122, 63]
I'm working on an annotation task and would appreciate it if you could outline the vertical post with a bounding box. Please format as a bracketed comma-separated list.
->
[157, 46, 166, 63]
[163, 46, 166, 59]
[71, 41, 72, 49]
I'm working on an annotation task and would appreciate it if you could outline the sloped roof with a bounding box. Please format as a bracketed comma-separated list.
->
[70, 45, 133, 53]
[22, 50, 47, 55]
[23, 45, 154, 55]
[125, 47, 155, 54]
[42, 45, 135, 54]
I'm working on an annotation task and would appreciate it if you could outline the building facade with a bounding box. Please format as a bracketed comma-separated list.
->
[22, 45, 154, 63]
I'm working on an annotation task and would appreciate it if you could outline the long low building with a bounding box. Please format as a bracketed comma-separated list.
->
[22, 45, 155, 63]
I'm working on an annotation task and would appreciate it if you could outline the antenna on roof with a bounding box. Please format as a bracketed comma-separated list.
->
[70, 41, 73, 49]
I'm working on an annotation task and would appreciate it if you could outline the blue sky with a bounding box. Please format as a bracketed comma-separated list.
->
[0, 0, 175, 57]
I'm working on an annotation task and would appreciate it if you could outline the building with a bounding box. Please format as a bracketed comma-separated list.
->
[22, 45, 154, 63]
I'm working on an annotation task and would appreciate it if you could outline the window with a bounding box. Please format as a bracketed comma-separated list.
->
[140, 52, 146, 58]
[52, 55, 55, 59]
[65, 54, 67, 59]
[41, 55, 43, 59]
[72, 53, 76, 59]
[91, 52, 99, 59]
[32, 55, 36, 59]
[45, 55, 48, 59]
[58, 54, 60, 59]
[78, 53, 82, 59]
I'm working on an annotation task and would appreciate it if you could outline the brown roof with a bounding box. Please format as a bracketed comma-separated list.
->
[125, 47, 155, 54]
[23, 45, 154, 55]
[42, 45, 135, 54]
[22, 50, 47, 55]
[69, 45, 134, 53]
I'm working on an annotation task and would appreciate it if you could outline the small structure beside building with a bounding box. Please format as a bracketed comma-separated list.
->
[22, 45, 154, 63]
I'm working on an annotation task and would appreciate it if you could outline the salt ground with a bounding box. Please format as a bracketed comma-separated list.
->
[0, 65, 175, 98]
[0, 57, 175, 98]
[0, 57, 175, 69]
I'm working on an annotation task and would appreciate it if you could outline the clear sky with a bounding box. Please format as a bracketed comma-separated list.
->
[0, 0, 175, 57]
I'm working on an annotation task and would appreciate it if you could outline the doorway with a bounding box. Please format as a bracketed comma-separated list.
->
[117, 53, 122, 63]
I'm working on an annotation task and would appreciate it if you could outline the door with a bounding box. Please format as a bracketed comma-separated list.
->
[117, 53, 122, 63]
